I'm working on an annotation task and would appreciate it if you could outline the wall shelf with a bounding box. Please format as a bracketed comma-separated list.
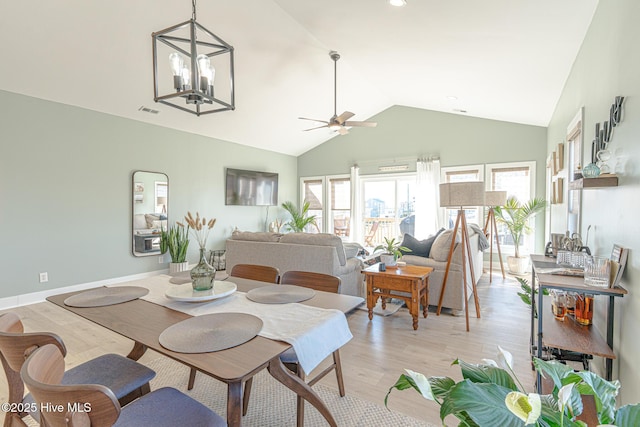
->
[569, 175, 618, 190]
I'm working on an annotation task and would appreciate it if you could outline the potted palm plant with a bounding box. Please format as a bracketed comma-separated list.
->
[493, 196, 547, 274]
[282, 201, 318, 233]
[160, 223, 190, 273]
[374, 237, 411, 267]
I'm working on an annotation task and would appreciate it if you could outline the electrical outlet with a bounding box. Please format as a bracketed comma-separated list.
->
[159, 255, 164, 264]
[39, 272, 48, 283]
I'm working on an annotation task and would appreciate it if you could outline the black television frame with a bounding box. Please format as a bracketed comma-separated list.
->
[225, 168, 279, 206]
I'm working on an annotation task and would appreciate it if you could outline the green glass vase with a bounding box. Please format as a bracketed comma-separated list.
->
[190, 248, 216, 291]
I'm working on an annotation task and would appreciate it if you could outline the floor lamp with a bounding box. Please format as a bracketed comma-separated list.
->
[437, 182, 484, 332]
[483, 191, 507, 283]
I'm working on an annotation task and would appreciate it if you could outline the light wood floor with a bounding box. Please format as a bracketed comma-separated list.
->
[0, 271, 535, 425]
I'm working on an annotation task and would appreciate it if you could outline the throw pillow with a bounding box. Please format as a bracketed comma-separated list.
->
[429, 229, 461, 262]
[145, 213, 160, 229]
[399, 229, 444, 257]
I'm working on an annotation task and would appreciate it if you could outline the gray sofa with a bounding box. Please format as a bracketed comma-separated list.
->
[401, 226, 486, 313]
[225, 231, 364, 297]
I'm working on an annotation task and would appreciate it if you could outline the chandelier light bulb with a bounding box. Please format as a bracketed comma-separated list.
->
[181, 65, 191, 88]
[169, 53, 183, 76]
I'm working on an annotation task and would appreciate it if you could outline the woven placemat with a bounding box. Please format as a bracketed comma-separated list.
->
[246, 284, 315, 304]
[159, 313, 263, 353]
[64, 286, 149, 307]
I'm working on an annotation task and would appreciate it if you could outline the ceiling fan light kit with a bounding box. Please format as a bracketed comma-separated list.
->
[299, 51, 377, 135]
[152, 0, 235, 116]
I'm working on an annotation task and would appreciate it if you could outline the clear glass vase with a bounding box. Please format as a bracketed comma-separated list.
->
[190, 248, 216, 291]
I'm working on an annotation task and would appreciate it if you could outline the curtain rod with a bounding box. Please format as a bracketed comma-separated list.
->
[353, 155, 440, 167]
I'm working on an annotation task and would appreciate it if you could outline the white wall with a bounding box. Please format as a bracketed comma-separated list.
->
[547, 0, 640, 404]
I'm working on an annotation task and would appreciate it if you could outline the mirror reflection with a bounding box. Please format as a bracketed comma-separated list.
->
[132, 171, 168, 257]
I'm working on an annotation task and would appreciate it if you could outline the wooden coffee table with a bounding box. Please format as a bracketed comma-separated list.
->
[362, 264, 433, 330]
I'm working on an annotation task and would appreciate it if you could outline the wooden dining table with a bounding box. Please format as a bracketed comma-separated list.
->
[46, 275, 364, 427]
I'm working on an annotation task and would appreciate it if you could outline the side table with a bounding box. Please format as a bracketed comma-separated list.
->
[362, 264, 433, 330]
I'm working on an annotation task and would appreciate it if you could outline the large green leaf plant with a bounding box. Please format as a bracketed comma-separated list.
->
[281, 201, 318, 233]
[386, 347, 640, 426]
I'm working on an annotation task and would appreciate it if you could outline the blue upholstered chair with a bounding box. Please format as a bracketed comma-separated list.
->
[0, 312, 156, 427]
[21, 344, 226, 427]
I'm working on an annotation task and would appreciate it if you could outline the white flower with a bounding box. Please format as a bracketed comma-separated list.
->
[404, 369, 435, 401]
[505, 391, 541, 425]
[558, 383, 575, 410]
[497, 345, 513, 370]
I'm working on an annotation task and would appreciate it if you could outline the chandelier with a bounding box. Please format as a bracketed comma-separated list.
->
[152, 0, 235, 116]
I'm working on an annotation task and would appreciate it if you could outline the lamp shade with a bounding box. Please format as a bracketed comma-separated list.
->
[484, 191, 507, 207]
[157, 197, 167, 205]
[439, 182, 485, 208]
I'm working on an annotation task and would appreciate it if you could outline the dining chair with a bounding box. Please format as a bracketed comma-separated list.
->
[186, 263, 281, 390]
[0, 312, 156, 427]
[243, 271, 345, 426]
[230, 263, 281, 283]
[364, 221, 380, 247]
[21, 343, 226, 427]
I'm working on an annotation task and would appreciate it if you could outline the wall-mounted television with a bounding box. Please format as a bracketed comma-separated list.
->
[225, 168, 278, 206]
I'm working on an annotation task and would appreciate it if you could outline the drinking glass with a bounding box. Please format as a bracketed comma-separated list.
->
[551, 291, 566, 321]
[575, 293, 594, 326]
[584, 255, 610, 287]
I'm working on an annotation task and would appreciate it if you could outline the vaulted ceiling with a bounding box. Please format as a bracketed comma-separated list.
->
[0, 1, 598, 156]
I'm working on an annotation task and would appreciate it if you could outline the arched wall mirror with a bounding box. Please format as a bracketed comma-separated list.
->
[132, 170, 169, 257]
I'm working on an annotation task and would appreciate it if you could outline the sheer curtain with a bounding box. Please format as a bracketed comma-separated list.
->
[350, 165, 362, 243]
[414, 158, 442, 238]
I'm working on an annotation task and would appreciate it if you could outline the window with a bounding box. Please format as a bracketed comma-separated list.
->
[329, 177, 351, 237]
[301, 177, 323, 233]
[360, 174, 416, 246]
[300, 175, 352, 234]
[485, 161, 536, 255]
[440, 165, 484, 228]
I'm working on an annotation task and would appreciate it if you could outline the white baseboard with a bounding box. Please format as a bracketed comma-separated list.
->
[0, 269, 169, 310]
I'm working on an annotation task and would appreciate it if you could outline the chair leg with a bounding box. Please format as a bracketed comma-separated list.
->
[332, 350, 345, 397]
[242, 377, 253, 416]
[296, 368, 306, 427]
[188, 367, 197, 390]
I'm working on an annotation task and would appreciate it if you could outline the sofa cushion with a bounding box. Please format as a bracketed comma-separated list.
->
[399, 229, 444, 257]
[231, 231, 283, 242]
[279, 233, 347, 266]
[343, 242, 365, 259]
[429, 229, 461, 262]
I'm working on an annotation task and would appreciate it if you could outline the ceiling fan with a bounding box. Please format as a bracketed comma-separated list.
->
[299, 51, 377, 135]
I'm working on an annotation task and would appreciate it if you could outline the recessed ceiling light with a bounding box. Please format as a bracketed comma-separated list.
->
[446, 96, 458, 101]
[389, 0, 406, 7]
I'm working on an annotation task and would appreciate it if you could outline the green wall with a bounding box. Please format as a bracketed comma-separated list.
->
[299, 105, 547, 177]
[0, 90, 297, 299]
[546, 0, 640, 403]
[298, 105, 548, 251]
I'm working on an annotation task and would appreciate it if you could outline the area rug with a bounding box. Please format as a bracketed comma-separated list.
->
[356, 299, 404, 316]
[145, 356, 433, 427]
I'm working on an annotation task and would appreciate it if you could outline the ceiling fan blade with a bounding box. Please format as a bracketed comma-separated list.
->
[337, 126, 349, 135]
[344, 121, 378, 128]
[335, 111, 355, 124]
[303, 124, 329, 132]
[299, 117, 329, 124]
